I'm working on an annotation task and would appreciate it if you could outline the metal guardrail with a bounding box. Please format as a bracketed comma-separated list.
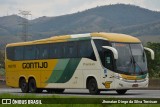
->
[0, 76, 5, 82]
[149, 79, 160, 89]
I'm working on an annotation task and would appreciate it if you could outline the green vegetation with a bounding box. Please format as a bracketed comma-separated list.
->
[0, 68, 5, 76]
[0, 50, 4, 69]
[0, 104, 102, 107]
[1, 104, 159, 107]
[146, 42, 160, 78]
[113, 21, 160, 36]
[0, 50, 5, 76]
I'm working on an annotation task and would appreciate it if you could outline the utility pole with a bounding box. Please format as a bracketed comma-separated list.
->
[18, 10, 31, 42]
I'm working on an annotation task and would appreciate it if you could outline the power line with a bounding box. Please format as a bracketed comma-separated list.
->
[18, 10, 31, 42]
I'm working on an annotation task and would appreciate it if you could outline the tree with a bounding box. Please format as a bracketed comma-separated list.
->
[146, 42, 160, 78]
[0, 50, 4, 68]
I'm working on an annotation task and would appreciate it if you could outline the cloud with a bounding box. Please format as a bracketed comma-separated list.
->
[0, 0, 160, 19]
[140, 0, 160, 11]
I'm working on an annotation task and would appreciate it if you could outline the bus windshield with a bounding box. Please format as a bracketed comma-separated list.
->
[112, 43, 147, 75]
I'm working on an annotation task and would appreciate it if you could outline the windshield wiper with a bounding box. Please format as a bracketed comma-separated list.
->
[131, 56, 144, 75]
[129, 44, 144, 75]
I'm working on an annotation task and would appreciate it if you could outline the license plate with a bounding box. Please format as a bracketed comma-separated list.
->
[132, 84, 138, 87]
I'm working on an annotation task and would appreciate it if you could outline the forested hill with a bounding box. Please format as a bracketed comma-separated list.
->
[0, 4, 160, 47]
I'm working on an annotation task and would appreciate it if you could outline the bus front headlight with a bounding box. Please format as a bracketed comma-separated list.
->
[114, 73, 123, 80]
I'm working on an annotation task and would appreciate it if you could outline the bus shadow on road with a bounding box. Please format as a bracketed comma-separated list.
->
[61, 92, 142, 96]
[13, 92, 142, 96]
[12, 89, 143, 96]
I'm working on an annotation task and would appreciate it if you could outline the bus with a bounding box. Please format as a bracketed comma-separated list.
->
[5, 32, 154, 95]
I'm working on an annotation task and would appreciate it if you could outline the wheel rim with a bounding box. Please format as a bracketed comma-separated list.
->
[31, 83, 35, 89]
[20, 79, 28, 93]
[30, 81, 35, 91]
[22, 83, 26, 89]
[21, 81, 27, 90]
[28, 79, 37, 93]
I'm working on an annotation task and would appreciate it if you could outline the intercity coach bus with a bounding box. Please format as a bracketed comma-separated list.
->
[5, 32, 154, 94]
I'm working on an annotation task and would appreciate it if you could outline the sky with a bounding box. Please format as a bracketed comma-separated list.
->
[0, 0, 160, 19]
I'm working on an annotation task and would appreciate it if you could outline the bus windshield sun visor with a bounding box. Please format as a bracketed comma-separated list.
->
[102, 46, 118, 59]
[144, 47, 155, 60]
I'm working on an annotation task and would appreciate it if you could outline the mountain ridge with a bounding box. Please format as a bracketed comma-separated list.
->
[0, 4, 160, 48]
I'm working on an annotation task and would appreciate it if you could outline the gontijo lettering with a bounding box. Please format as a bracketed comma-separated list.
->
[22, 62, 48, 69]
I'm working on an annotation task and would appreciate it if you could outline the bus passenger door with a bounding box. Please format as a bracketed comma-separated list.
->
[104, 50, 115, 88]
[104, 50, 114, 71]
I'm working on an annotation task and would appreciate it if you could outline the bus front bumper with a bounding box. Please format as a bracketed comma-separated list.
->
[113, 78, 149, 89]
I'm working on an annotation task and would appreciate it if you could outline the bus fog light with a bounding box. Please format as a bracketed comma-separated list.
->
[114, 73, 122, 80]
[119, 77, 123, 80]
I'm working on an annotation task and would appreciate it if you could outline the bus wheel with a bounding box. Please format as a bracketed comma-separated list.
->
[87, 78, 100, 95]
[54, 89, 65, 93]
[116, 89, 127, 95]
[29, 78, 37, 93]
[20, 78, 29, 93]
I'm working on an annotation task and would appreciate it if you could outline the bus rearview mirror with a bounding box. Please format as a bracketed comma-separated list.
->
[144, 47, 155, 60]
[102, 46, 118, 59]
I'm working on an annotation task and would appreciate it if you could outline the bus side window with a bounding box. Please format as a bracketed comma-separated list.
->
[66, 42, 77, 58]
[62, 43, 67, 58]
[78, 41, 86, 57]
[15, 46, 24, 60]
[24, 45, 36, 60]
[78, 40, 96, 61]
[37, 44, 49, 59]
[61, 42, 77, 58]
[50, 43, 62, 59]
[6, 47, 15, 60]
[50, 44, 57, 58]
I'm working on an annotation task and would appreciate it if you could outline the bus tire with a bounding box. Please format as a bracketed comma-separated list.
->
[87, 78, 100, 95]
[116, 89, 127, 95]
[20, 78, 29, 93]
[28, 78, 37, 93]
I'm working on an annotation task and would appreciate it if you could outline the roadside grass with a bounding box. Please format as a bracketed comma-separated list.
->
[0, 93, 159, 107]
[0, 104, 104, 107]
[0, 104, 159, 107]
[0, 93, 62, 98]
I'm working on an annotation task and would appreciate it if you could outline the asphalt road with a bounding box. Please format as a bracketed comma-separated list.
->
[0, 88, 160, 98]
